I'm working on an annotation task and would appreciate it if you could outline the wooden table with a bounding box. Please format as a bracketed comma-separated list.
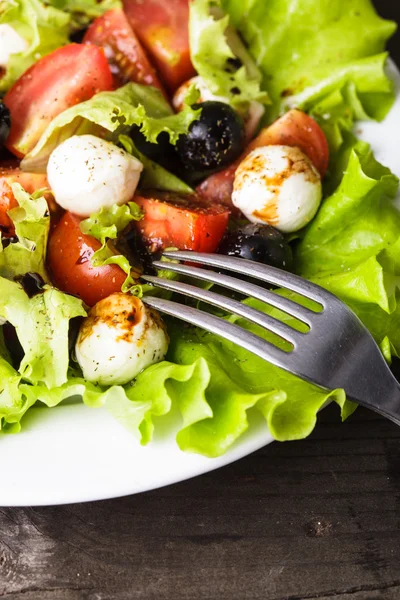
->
[2, 2, 400, 599]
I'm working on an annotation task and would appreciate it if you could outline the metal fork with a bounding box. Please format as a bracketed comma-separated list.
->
[142, 251, 400, 425]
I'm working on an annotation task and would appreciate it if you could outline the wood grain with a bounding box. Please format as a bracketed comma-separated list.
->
[2, 408, 400, 600]
[1, 2, 400, 599]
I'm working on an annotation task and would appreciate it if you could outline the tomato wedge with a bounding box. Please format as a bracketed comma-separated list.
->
[197, 109, 329, 207]
[3, 44, 113, 158]
[254, 110, 330, 177]
[47, 212, 127, 307]
[0, 164, 50, 236]
[123, 0, 195, 91]
[134, 192, 229, 253]
[84, 9, 166, 94]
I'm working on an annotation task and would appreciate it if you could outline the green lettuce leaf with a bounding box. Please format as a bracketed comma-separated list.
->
[0, 329, 32, 433]
[80, 202, 143, 294]
[0, 184, 50, 282]
[222, 0, 397, 133]
[297, 144, 400, 278]
[0, 0, 70, 93]
[44, 0, 121, 30]
[189, 0, 269, 113]
[296, 140, 400, 356]
[22, 83, 201, 173]
[0, 278, 86, 388]
[119, 135, 193, 195]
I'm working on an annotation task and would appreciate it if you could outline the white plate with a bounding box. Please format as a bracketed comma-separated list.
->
[1, 64, 400, 508]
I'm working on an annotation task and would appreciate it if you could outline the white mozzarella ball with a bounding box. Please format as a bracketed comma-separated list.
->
[47, 135, 143, 217]
[0, 25, 28, 68]
[75, 293, 169, 386]
[232, 145, 322, 233]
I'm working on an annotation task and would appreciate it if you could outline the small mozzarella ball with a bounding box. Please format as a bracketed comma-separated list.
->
[0, 24, 28, 68]
[173, 78, 264, 141]
[75, 292, 169, 386]
[232, 145, 322, 233]
[47, 135, 143, 217]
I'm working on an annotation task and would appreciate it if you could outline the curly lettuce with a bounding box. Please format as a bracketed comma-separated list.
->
[80, 202, 143, 293]
[0, 184, 50, 281]
[296, 139, 400, 358]
[189, 0, 269, 113]
[0, 184, 87, 429]
[0, 279, 86, 388]
[0, 328, 36, 434]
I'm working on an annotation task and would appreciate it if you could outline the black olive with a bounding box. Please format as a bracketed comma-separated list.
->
[68, 316, 83, 355]
[130, 128, 185, 175]
[3, 323, 24, 368]
[14, 272, 45, 298]
[0, 146, 14, 162]
[116, 225, 155, 274]
[176, 101, 245, 172]
[1, 236, 18, 248]
[218, 224, 294, 272]
[0, 102, 11, 149]
[70, 28, 87, 43]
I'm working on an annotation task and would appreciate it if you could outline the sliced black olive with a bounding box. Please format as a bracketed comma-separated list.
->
[218, 224, 294, 272]
[0, 102, 11, 149]
[176, 101, 245, 172]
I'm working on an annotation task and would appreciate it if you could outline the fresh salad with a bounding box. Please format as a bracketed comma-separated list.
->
[0, 0, 398, 457]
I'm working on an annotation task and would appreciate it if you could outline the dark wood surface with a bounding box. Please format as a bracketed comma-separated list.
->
[2, 2, 400, 599]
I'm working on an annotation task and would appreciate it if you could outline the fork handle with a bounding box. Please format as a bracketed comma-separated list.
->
[355, 382, 400, 425]
[333, 352, 400, 426]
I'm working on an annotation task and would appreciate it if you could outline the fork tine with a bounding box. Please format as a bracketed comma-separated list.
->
[142, 296, 292, 370]
[152, 260, 314, 325]
[142, 275, 304, 345]
[162, 251, 331, 305]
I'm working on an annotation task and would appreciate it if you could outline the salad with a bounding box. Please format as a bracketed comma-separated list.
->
[0, 0, 398, 458]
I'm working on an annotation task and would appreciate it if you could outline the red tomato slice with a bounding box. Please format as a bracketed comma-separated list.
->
[47, 212, 127, 307]
[123, 0, 195, 91]
[197, 109, 329, 207]
[84, 9, 166, 94]
[3, 44, 113, 158]
[253, 110, 329, 177]
[0, 163, 50, 236]
[134, 192, 229, 253]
